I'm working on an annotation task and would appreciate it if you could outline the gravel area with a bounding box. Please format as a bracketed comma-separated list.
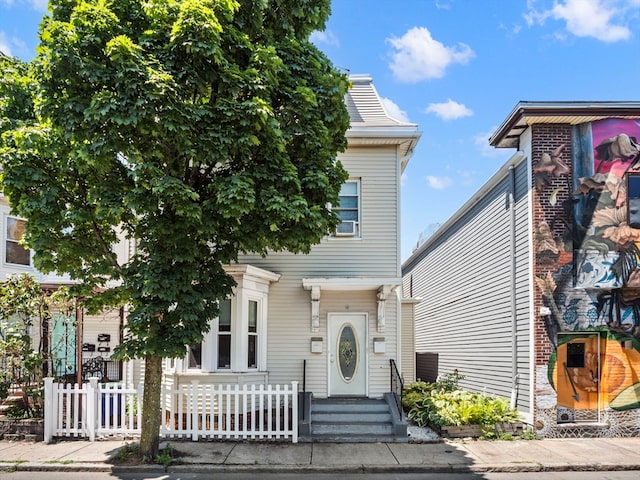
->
[407, 423, 442, 443]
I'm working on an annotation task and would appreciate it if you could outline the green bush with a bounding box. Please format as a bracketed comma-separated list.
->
[402, 371, 465, 412]
[408, 389, 519, 428]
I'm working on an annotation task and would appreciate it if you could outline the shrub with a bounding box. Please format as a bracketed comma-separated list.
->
[408, 389, 519, 428]
[402, 370, 465, 412]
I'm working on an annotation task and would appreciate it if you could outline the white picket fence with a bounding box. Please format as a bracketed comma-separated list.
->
[43, 377, 298, 443]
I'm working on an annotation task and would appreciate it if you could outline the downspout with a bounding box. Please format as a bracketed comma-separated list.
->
[509, 165, 520, 409]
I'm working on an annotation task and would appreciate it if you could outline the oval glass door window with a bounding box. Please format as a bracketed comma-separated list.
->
[338, 324, 358, 382]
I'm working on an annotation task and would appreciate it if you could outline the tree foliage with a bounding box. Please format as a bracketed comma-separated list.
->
[1, 0, 349, 359]
[0, 0, 349, 457]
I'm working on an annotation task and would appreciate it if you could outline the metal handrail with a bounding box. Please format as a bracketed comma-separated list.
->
[390, 359, 404, 417]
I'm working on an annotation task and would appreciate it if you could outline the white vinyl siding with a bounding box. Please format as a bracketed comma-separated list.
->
[403, 156, 532, 415]
[242, 146, 400, 276]
[236, 146, 403, 397]
[400, 300, 417, 384]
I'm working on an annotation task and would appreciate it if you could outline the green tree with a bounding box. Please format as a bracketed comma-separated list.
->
[0, 0, 349, 458]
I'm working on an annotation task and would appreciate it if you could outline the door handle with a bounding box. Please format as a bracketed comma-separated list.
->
[330, 353, 335, 363]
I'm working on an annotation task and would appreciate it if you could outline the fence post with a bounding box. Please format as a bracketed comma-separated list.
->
[191, 380, 199, 441]
[291, 381, 298, 443]
[87, 377, 99, 441]
[43, 377, 54, 443]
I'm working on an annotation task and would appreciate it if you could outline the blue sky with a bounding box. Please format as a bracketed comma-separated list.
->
[2, 1, 640, 261]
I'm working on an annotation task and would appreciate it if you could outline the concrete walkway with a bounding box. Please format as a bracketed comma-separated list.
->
[0, 437, 640, 473]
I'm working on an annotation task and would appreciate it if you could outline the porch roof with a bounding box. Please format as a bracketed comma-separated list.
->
[302, 277, 401, 291]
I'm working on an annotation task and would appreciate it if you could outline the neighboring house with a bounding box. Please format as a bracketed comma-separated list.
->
[124, 74, 423, 441]
[0, 193, 126, 383]
[402, 102, 640, 438]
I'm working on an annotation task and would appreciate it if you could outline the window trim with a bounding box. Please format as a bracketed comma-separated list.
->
[332, 179, 361, 238]
[4, 214, 31, 267]
[184, 272, 273, 374]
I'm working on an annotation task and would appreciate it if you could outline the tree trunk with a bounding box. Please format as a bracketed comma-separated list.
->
[139, 353, 163, 462]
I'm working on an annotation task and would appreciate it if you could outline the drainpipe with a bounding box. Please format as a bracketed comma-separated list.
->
[509, 165, 519, 409]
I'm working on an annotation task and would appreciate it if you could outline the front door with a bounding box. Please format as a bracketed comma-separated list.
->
[328, 313, 367, 396]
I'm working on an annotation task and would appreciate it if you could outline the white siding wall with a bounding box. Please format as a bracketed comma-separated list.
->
[236, 146, 402, 396]
[80, 308, 121, 364]
[400, 299, 417, 384]
[241, 146, 400, 276]
[403, 156, 532, 415]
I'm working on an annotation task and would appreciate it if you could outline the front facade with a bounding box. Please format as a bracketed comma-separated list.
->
[403, 102, 640, 438]
[128, 75, 422, 406]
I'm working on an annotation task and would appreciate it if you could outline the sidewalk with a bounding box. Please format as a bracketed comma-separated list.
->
[1, 437, 640, 473]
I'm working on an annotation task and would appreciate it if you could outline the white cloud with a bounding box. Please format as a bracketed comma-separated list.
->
[425, 99, 473, 121]
[457, 169, 480, 187]
[381, 97, 410, 122]
[310, 30, 340, 47]
[435, 0, 454, 9]
[387, 26, 475, 83]
[473, 126, 505, 158]
[525, 0, 636, 42]
[426, 175, 452, 190]
[0, 32, 12, 56]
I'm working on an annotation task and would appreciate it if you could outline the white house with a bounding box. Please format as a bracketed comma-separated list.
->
[125, 74, 423, 441]
[3, 74, 422, 442]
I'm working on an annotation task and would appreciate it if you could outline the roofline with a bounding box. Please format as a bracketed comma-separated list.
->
[402, 150, 526, 270]
[490, 101, 640, 148]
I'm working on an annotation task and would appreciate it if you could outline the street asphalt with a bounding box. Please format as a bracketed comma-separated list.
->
[0, 436, 639, 474]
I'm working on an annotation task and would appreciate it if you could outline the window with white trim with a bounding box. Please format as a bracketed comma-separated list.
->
[186, 294, 266, 373]
[5, 216, 30, 266]
[333, 180, 360, 237]
[247, 299, 258, 369]
[217, 298, 232, 369]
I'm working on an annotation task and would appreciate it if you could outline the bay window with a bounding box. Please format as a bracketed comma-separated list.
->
[182, 265, 279, 374]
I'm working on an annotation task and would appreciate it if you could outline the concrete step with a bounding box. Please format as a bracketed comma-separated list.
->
[309, 433, 401, 443]
[312, 403, 389, 414]
[312, 412, 392, 423]
[312, 421, 394, 436]
[307, 396, 405, 442]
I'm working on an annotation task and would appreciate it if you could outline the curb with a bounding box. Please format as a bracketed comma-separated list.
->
[3, 461, 640, 474]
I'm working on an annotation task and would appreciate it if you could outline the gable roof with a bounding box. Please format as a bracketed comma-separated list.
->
[345, 74, 422, 172]
[490, 101, 640, 149]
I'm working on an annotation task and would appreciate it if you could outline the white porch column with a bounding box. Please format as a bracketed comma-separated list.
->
[377, 286, 392, 333]
[311, 286, 321, 333]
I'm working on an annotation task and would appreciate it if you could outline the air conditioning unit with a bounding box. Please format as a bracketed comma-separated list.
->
[335, 220, 356, 236]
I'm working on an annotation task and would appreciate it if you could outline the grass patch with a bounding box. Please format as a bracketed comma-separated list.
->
[111, 442, 183, 469]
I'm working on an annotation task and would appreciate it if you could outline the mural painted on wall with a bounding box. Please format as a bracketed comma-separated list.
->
[534, 118, 640, 437]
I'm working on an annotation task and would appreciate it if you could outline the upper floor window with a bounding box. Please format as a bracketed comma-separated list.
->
[333, 180, 360, 237]
[5, 216, 30, 266]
